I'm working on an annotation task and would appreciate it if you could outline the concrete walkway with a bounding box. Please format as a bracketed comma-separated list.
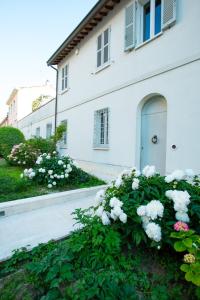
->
[0, 195, 95, 261]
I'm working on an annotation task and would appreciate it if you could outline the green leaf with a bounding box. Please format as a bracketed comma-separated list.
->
[183, 238, 193, 248]
[180, 264, 190, 273]
[185, 272, 193, 282]
[174, 241, 187, 252]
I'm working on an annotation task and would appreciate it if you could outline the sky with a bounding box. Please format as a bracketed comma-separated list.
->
[0, 0, 98, 121]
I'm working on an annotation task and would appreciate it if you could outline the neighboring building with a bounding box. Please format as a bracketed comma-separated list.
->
[18, 0, 200, 180]
[0, 115, 8, 127]
[6, 82, 55, 127]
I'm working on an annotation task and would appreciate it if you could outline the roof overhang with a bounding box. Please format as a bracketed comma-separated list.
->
[47, 0, 120, 66]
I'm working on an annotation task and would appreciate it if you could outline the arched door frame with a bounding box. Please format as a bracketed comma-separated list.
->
[135, 93, 168, 172]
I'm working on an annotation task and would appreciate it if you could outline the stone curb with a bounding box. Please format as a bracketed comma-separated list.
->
[0, 185, 107, 217]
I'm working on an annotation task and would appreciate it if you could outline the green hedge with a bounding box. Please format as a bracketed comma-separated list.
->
[0, 127, 25, 159]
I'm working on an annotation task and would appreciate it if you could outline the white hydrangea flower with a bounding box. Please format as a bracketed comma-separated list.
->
[137, 205, 146, 217]
[101, 211, 111, 225]
[131, 167, 140, 177]
[95, 206, 104, 217]
[141, 216, 150, 229]
[50, 175, 54, 179]
[114, 175, 123, 188]
[146, 200, 164, 220]
[112, 205, 123, 217]
[110, 210, 118, 221]
[65, 174, 69, 178]
[142, 165, 156, 178]
[60, 175, 64, 179]
[52, 181, 57, 186]
[58, 160, 63, 165]
[165, 170, 185, 183]
[185, 169, 195, 177]
[48, 184, 52, 189]
[54, 174, 57, 178]
[36, 157, 43, 164]
[145, 222, 162, 242]
[95, 190, 105, 205]
[46, 155, 51, 160]
[132, 178, 139, 190]
[175, 212, 190, 223]
[48, 170, 53, 175]
[109, 197, 123, 208]
[119, 212, 127, 223]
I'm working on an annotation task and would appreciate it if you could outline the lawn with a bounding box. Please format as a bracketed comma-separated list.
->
[0, 159, 104, 203]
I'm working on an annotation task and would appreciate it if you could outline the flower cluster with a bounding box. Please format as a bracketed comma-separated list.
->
[165, 190, 190, 223]
[95, 194, 127, 225]
[142, 165, 156, 178]
[174, 221, 189, 232]
[8, 143, 39, 167]
[92, 164, 199, 248]
[23, 152, 74, 188]
[137, 200, 164, 242]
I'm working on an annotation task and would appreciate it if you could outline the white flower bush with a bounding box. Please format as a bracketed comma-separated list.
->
[23, 152, 74, 188]
[92, 165, 200, 246]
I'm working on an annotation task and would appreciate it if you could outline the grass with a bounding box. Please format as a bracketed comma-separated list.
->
[0, 159, 105, 203]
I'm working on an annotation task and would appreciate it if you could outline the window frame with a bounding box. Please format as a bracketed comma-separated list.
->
[136, 0, 163, 46]
[96, 27, 111, 70]
[93, 108, 109, 150]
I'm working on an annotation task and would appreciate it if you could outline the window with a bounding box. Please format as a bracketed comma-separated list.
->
[36, 127, 40, 138]
[46, 123, 52, 139]
[93, 108, 109, 149]
[135, 0, 176, 45]
[97, 28, 110, 68]
[61, 65, 68, 91]
[60, 120, 67, 148]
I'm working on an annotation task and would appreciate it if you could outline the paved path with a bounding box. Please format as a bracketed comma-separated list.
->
[0, 195, 95, 261]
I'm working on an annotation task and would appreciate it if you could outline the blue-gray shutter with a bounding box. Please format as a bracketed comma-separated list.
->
[161, 0, 176, 30]
[125, 2, 135, 51]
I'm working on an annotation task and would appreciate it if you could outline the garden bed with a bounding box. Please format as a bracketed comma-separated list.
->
[0, 159, 104, 203]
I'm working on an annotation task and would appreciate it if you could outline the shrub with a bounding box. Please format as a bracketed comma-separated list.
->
[22, 152, 81, 188]
[27, 137, 55, 154]
[0, 175, 31, 195]
[0, 127, 24, 159]
[8, 143, 39, 167]
[8, 137, 56, 167]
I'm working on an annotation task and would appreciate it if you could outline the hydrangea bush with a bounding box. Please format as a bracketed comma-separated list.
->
[8, 138, 56, 167]
[8, 143, 39, 167]
[22, 152, 75, 188]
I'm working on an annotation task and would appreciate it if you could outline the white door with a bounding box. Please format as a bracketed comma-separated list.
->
[140, 97, 167, 175]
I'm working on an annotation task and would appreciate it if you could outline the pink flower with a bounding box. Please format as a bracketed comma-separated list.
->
[174, 221, 189, 232]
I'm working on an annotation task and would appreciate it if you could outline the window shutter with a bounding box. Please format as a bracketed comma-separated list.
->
[161, 0, 176, 30]
[93, 111, 99, 147]
[125, 2, 135, 51]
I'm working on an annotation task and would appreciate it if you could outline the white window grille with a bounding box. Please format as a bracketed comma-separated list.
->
[35, 127, 40, 138]
[46, 123, 52, 138]
[93, 108, 109, 149]
[97, 28, 110, 68]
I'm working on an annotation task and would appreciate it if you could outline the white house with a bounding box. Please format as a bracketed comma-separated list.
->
[18, 0, 200, 180]
[7, 82, 55, 127]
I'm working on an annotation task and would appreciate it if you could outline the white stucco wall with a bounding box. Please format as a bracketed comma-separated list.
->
[18, 0, 200, 179]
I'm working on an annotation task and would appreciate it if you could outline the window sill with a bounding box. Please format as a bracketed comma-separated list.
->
[60, 88, 69, 95]
[135, 32, 163, 50]
[94, 62, 111, 74]
[93, 147, 109, 151]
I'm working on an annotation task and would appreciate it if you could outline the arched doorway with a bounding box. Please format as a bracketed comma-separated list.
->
[140, 96, 167, 175]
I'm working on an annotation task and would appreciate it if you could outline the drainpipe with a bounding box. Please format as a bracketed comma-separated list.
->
[50, 65, 58, 132]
